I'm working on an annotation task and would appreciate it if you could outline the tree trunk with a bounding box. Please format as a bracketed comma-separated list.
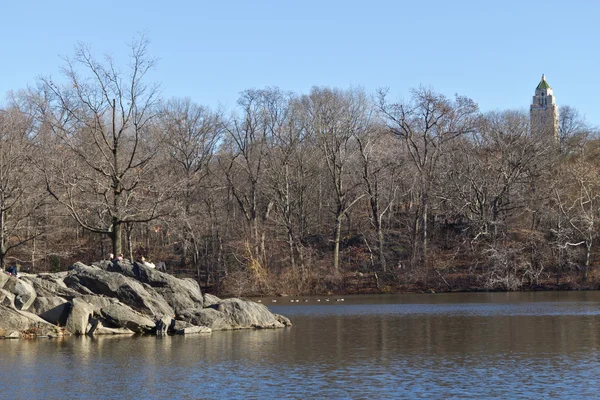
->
[583, 241, 591, 282]
[377, 221, 386, 272]
[0, 208, 5, 270]
[410, 207, 420, 269]
[288, 229, 296, 269]
[111, 219, 122, 257]
[333, 214, 342, 275]
[125, 225, 133, 262]
[422, 188, 429, 269]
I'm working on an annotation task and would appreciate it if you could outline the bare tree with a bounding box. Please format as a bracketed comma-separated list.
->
[355, 124, 399, 272]
[39, 36, 167, 256]
[0, 100, 49, 268]
[219, 88, 287, 271]
[559, 105, 597, 153]
[445, 111, 547, 242]
[299, 87, 370, 274]
[265, 95, 310, 270]
[378, 87, 479, 269]
[552, 155, 600, 282]
[161, 97, 223, 274]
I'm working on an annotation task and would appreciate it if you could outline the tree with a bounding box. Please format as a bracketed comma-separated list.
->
[161, 97, 223, 274]
[552, 152, 600, 282]
[40, 36, 167, 257]
[445, 111, 547, 242]
[559, 105, 596, 154]
[300, 87, 370, 274]
[378, 87, 479, 269]
[355, 124, 399, 272]
[0, 100, 48, 268]
[219, 88, 286, 272]
[265, 95, 310, 270]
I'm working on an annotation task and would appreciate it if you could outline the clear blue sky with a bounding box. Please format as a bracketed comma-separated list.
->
[2, 0, 599, 124]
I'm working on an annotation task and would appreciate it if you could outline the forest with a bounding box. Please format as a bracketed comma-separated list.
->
[1, 39, 598, 296]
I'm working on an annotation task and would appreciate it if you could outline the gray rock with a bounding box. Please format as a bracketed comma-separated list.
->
[0, 260, 290, 339]
[79, 295, 117, 312]
[155, 315, 172, 335]
[211, 298, 287, 329]
[171, 320, 211, 335]
[92, 320, 136, 335]
[3, 277, 37, 311]
[0, 289, 15, 308]
[64, 298, 95, 335]
[24, 274, 79, 298]
[30, 296, 70, 325]
[111, 260, 204, 312]
[203, 293, 221, 307]
[0, 304, 62, 338]
[0, 304, 33, 333]
[5, 330, 20, 339]
[0, 272, 9, 289]
[275, 314, 292, 327]
[64, 264, 174, 318]
[99, 302, 156, 333]
[178, 298, 288, 330]
[178, 307, 231, 330]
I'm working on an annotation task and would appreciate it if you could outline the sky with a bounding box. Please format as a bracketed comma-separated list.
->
[1, 0, 600, 124]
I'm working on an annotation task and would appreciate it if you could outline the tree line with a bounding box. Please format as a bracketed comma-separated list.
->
[1, 39, 598, 295]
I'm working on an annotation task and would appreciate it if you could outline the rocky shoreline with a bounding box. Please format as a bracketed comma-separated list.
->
[0, 260, 291, 339]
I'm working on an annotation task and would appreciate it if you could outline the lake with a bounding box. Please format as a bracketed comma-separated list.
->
[1, 291, 600, 399]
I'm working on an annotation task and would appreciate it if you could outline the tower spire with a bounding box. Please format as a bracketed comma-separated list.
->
[530, 74, 558, 143]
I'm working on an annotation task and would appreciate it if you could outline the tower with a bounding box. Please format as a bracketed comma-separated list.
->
[530, 74, 559, 143]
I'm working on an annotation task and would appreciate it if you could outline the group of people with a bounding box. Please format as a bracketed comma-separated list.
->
[3, 253, 166, 278]
[108, 253, 124, 261]
[109, 253, 156, 269]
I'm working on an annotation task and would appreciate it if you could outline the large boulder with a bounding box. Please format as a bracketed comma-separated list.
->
[88, 319, 136, 335]
[171, 320, 211, 335]
[3, 277, 37, 311]
[178, 307, 231, 331]
[179, 298, 292, 330]
[98, 302, 156, 333]
[0, 260, 291, 339]
[64, 297, 95, 335]
[30, 296, 70, 325]
[212, 298, 290, 329]
[109, 260, 204, 313]
[0, 302, 63, 339]
[0, 272, 9, 289]
[64, 263, 174, 318]
[24, 273, 79, 298]
[203, 293, 221, 307]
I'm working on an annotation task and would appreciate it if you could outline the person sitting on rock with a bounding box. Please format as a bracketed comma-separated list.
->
[116, 254, 124, 261]
[6, 263, 18, 277]
[141, 256, 155, 269]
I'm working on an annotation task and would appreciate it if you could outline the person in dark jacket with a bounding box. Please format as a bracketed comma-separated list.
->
[6, 263, 18, 277]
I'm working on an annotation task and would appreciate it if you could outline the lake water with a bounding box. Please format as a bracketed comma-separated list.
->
[2, 292, 600, 399]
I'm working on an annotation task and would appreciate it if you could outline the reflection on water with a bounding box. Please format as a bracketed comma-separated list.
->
[2, 291, 600, 398]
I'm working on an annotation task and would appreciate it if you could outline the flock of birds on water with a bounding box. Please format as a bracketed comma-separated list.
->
[256, 298, 345, 303]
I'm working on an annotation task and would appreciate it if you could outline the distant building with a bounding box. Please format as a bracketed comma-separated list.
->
[530, 74, 559, 143]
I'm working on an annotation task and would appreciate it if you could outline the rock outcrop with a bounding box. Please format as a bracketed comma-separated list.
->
[0, 260, 291, 339]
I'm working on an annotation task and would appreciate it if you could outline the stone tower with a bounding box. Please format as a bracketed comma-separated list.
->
[530, 74, 559, 143]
